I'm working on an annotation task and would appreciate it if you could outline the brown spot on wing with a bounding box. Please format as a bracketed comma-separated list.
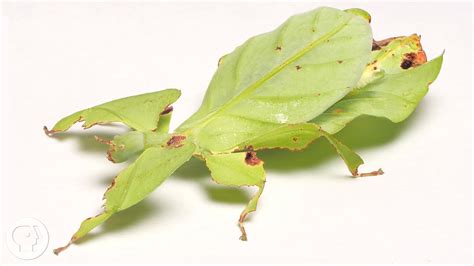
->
[401, 50, 427, 69]
[245, 151, 262, 166]
[401, 59, 412, 69]
[166, 135, 186, 148]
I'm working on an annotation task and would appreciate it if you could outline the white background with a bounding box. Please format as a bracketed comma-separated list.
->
[1, 1, 472, 264]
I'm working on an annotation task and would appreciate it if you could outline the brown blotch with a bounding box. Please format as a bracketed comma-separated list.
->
[166, 135, 186, 148]
[401, 50, 427, 69]
[337, 60, 343, 64]
[334, 108, 344, 114]
[371, 42, 381, 51]
[245, 151, 262, 166]
[295, 65, 302, 71]
[275, 46, 282, 51]
[292, 137, 298, 142]
[400, 59, 412, 69]
[160, 105, 173, 115]
[414, 50, 427, 65]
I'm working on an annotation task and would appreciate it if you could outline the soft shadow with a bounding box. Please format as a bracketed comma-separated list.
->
[174, 158, 251, 205]
[171, 114, 420, 203]
[75, 200, 159, 244]
[174, 157, 209, 180]
[46, 124, 129, 153]
[335, 115, 411, 149]
[204, 185, 250, 204]
[50, 132, 115, 153]
[259, 114, 416, 172]
[97, 174, 119, 186]
[57, 112, 422, 236]
[258, 138, 335, 172]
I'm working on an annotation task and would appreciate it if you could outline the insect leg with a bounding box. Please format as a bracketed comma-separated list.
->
[319, 130, 384, 177]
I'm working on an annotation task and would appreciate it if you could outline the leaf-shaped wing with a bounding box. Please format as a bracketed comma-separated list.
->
[54, 137, 195, 254]
[233, 36, 440, 177]
[236, 36, 442, 150]
[45, 89, 180, 134]
[177, 7, 372, 152]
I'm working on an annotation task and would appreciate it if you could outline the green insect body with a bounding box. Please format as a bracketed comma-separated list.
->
[44, 7, 443, 254]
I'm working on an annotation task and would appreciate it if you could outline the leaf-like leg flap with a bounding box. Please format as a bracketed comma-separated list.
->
[54, 136, 195, 255]
[156, 106, 173, 133]
[238, 182, 265, 241]
[44, 89, 181, 135]
[204, 152, 266, 241]
[53, 212, 113, 255]
[319, 130, 383, 177]
[95, 131, 170, 163]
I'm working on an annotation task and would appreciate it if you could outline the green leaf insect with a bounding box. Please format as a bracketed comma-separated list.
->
[44, 7, 443, 254]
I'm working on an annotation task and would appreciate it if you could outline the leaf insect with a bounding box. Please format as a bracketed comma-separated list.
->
[44, 7, 443, 254]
